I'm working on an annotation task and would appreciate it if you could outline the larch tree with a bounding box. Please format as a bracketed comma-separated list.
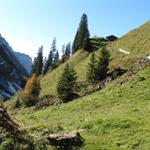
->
[22, 74, 41, 107]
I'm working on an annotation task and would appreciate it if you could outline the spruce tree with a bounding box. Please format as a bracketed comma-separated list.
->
[51, 37, 57, 53]
[65, 42, 71, 59]
[95, 47, 110, 82]
[61, 44, 67, 63]
[32, 57, 37, 74]
[43, 37, 57, 74]
[43, 50, 53, 74]
[53, 50, 60, 68]
[61, 42, 71, 63]
[87, 53, 97, 84]
[78, 14, 90, 50]
[35, 46, 43, 76]
[57, 64, 78, 102]
[72, 13, 90, 52]
[72, 30, 79, 53]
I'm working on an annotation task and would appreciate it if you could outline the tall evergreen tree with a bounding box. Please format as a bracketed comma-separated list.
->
[72, 13, 90, 52]
[65, 42, 71, 59]
[72, 30, 79, 53]
[86, 53, 97, 84]
[61, 44, 66, 55]
[57, 64, 78, 102]
[43, 50, 53, 74]
[95, 47, 110, 82]
[33, 46, 43, 76]
[51, 37, 57, 53]
[61, 42, 71, 63]
[53, 50, 60, 68]
[43, 37, 57, 74]
[78, 14, 90, 50]
[32, 57, 37, 74]
[61, 44, 67, 63]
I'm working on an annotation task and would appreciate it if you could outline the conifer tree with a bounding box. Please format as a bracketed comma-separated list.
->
[72, 13, 90, 52]
[61, 44, 67, 63]
[86, 53, 97, 84]
[35, 46, 43, 76]
[43, 37, 57, 74]
[72, 30, 79, 53]
[51, 37, 57, 53]
[78, 14, 90, 50]
[53, 50, 60, 68]
[61, 42, 71, 63]
[95, 47, 110, 82]
[32, 57, 37, 74]
[65, 42, 71, 59]
[61, 44, 66, 55]
[57, 64, 78, 102]
[43, 50, 53, 74]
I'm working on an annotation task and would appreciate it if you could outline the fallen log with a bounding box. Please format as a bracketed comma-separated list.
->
[47, 131, 84, 148]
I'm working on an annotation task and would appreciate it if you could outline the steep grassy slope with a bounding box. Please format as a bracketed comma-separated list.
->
[13, 66, 150, 149]
[40, 50, 90, 96]
[5, 21, 150, 149]
[40, 21, 150, 97]
[109, 21, 150, 70]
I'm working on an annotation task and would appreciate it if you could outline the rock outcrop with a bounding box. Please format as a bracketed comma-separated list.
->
[47, 131, 84, 149]
[0, 35, 32, 100]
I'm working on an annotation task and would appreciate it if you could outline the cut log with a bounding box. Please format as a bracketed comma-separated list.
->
[47, 131, 84, 148]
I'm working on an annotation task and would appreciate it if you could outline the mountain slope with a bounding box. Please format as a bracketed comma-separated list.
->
[40, 21, 150, 97]
[109, 21, 150, 69]
[0, 35, 31, 100]
[5, 21, 150, 149]
[13, 65, 150, 149]
[14, 52, 32, 75]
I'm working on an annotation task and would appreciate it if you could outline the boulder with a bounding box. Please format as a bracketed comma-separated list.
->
[47, 131, 84, 148]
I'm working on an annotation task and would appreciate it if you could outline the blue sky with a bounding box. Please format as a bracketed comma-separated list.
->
[0, 0, 150, 58]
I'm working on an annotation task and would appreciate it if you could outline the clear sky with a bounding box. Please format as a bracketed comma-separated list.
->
[0, 0, 150, 59]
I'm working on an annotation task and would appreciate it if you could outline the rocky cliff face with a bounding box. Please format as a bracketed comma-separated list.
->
[0, 35, 32, 100]
[14, 52, 32, 75]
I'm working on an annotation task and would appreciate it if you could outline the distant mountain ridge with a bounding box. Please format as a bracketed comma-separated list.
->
[14, 52, 32, 74]
[0, 34, 32, 100]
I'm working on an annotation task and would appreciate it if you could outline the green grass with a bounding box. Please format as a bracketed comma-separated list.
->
[12, 67, 150, 149]
[6, 20, 150, 149]
[40, 21, 150, 97]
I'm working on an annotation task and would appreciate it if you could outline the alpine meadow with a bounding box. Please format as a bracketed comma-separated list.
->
[0, 1, 150, 150]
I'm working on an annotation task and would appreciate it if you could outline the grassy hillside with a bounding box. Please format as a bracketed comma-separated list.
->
[109, 21, 150, 70]
[5, 21, 150, 149]
[40, 21, 150, 97]
[12, 66, 150, 149]
[40, 50, 90, 96]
